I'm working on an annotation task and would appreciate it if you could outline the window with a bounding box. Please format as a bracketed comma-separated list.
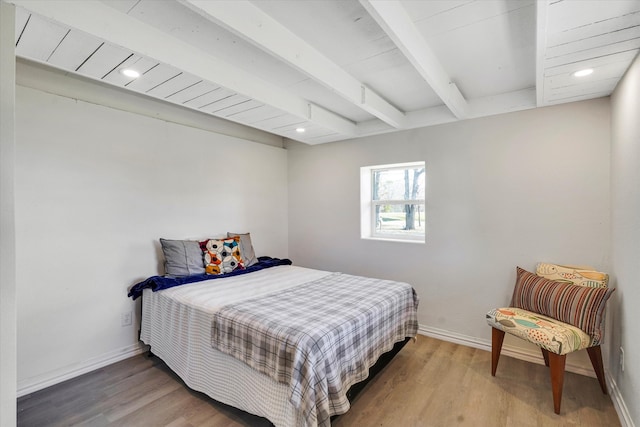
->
[361, 162, 425, 242]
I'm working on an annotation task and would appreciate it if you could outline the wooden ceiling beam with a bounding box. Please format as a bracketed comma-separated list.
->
[356, 88, 535, 139]
[536, 0, 550, 107]
[9, 0, 357, 136]
[360, 0, 468, 119]
[181, 0, 406, 129]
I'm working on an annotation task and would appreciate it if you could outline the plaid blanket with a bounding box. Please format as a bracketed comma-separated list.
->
[211, 272, 419, 427]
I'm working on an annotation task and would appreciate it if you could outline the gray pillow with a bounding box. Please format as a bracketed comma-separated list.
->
[227, 232, 258, 267]
[160, 238, 205, 276]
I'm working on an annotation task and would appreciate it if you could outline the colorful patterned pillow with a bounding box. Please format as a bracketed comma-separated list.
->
[227, 232, 258, 267]
[202, 236, 245, 275]
[510, 267, 614, 342]
[536, 263, 608, 288]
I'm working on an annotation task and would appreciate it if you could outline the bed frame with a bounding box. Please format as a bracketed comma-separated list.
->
[145, 336, 411, 425]
[335, 337, 410, 418]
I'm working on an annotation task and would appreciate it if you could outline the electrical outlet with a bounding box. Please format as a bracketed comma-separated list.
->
[620, 347, 625, 372]
[121, 311, 132, 327]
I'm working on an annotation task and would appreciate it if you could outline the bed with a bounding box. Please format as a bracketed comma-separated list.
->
[134, 260, 419, 427]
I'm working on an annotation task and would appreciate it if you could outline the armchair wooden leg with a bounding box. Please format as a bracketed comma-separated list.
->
[548, 352, 566, 414]
[491, 328, 505, 376]
[587, 346, 608, 394]
[541, 348, 550, 367]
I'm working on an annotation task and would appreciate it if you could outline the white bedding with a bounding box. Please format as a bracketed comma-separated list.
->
[140, 265, 333, 427]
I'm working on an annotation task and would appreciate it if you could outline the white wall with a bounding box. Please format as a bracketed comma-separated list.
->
[610, 53, 640, 427]
[0, 2, 17, 425]
[288, 98, 611, 372]
[17, 59, 284, 149]
[15, 79, 289, 394]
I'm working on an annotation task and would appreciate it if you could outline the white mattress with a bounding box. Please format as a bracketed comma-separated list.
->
[140, 265, 333, 427]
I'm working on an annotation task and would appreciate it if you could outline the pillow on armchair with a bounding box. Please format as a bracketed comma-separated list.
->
[511, 267, 614, 344]
[536, 263, 608, 288]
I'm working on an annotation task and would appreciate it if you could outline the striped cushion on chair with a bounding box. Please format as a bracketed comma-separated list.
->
[511, 267, 614, 345]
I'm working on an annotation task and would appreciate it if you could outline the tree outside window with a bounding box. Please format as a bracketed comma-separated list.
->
[363, 162, 425, 242]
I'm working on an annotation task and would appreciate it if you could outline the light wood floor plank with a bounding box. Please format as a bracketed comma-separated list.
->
[17, 336, 620, 426]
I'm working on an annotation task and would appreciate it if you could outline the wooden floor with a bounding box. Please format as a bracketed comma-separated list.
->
[17, 336, 620, 427]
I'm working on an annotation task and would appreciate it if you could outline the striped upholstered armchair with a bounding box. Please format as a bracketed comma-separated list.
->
[486, 263, 614, 414]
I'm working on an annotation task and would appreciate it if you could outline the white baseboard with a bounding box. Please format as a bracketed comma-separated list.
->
[418, 324, 596, 378]
[418, 324, 489, 351]
[607, 371, 636, 427]
[17, 342, 149, 398]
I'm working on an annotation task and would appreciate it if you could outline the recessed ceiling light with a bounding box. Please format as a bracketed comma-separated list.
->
[573, 68, 594, 77]
[296, 128, 306, 133]
[120, 68, 140, 78]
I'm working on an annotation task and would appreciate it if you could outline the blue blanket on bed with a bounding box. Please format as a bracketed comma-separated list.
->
[127, 256, 292, 300]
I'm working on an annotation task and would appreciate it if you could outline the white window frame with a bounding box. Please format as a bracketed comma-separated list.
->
[360, 161, 425, 243]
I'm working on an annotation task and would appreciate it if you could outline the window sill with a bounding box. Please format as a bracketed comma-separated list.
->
[361, 236, 425, 244]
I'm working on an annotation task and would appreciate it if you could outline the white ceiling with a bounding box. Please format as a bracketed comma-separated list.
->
[9, 0, 640, 145]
